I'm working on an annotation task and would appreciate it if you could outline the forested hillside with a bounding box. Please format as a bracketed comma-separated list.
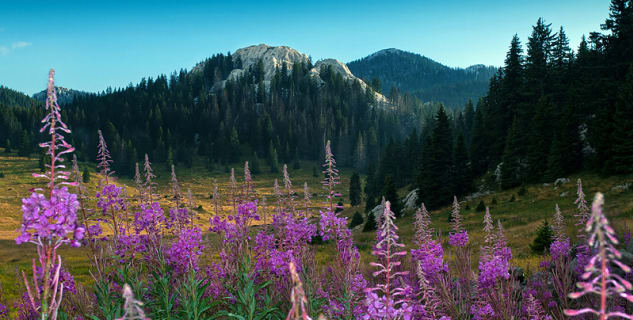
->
[347, 48, 497, 108]
[366, 4, 633, 210]
[0, 52, 438, 178]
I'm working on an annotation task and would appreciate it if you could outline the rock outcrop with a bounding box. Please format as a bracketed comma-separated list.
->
[193, 44, 387, 103]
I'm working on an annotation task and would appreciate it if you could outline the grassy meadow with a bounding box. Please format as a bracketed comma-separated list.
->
[1, 147, 633, 304]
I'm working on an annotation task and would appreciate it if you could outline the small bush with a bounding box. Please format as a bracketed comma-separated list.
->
[363, 211, 377, 232]
[0, 171, 4, 178]
[530, 220, 553, 254]
[491, 197, 498, 205]
[518, 186, 527, 196]
[510, 194, 516, 202]
[476, 200, 486, 212]
[82, 167, 91, 183]
[465, 204, 471, 211]
[349, 211, 364, 229]
[335, 201, 344, 213]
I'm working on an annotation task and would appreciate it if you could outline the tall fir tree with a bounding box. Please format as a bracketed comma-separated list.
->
[453, 134, 472, 197]
[349, 172, 362, 206]
[501, 117, 522, 189]
[611, 64, 633, 173]
[418, 107, 454, 209]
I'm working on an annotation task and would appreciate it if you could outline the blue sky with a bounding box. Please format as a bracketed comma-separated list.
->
[0, 0, 611, 95]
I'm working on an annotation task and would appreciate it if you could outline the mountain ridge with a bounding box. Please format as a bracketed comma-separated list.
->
[348, 48, 497, 108]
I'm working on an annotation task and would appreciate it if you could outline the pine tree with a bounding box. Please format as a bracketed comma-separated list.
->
[349, 211, 364, 229]
[349, 172, 362, 206]
[268, 142, 279, 173]
[383, 176, 402, 217]
[470, 104, 488, 177]
[292, 150, 301, 170]
[363, 209, 377, 232]
[453, 134, 472, 197]
[501, 118, 522, 189]
[18, 130, 31, 157]
[611, 65, 633, 173]
[418, 107, 454, 209]
[530, 220, 554, 254]
[251, 152, 262, 175]
[82, 167, 91, 183]
[545, 134, 565, 181]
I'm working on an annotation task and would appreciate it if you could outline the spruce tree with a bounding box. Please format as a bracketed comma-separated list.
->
[251, 152, 262, 175]
[349, 172, 362, 206]
[418, 107, 454, 209]
[530, 220, 554, 254]
[470, 104, 488, 177]
[363, 210, 377, 232]
[501, 118, 522, 189]
[383, 176, 402, 217]
[268, 142, 279, 173]
[82, 167, 91, 183]
[453, 134, 472, 197]
[545, 134, 565, 181]
[18, 131, 31, 157]
[349, 211, 364, 229]
[611, 65, 633, 173]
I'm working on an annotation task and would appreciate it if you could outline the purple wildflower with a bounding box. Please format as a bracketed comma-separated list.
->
[143, 154, 156, 203]
[303, 182, 311, 216]
[365, 201, 412, 320]
[170, 164, 182, 206]
[115, 284, 150, 320]
[96, 129, 114, 184]
[166, 227, 204, 276]
[565, 193, 633, 319]
[322, 140, 342, 212]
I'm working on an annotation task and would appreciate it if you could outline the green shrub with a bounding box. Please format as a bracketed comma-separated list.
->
[363, 211, 377, 232]
[518, 186, 527, 196]
[476, 200, 486, 212]
[530, 220, 553, 254]
[349, 211, 364, 229]
[491, 197, 498, 205]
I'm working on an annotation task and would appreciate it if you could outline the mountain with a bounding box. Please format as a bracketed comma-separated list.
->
[32, 86, 88, 105]
[193, 44, 387, 103]
[347, 48, 497, 108]
[0, 44, 427, 177]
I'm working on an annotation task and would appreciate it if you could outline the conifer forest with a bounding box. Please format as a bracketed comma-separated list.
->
[0, 1, 633, 319]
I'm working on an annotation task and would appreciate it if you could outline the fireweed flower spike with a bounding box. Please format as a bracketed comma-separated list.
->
[565, 193, 633, 320]
[286, 262, 313, 320]
[448, 196, 468, 247]
[274, 178, 282, 215]
[230, 168, 237, 213]
[413, 203, 432, 247]
[365, 201, 412, 320]
[243, 161, 254, 201]
[17, 69, 85, 320]
[96, 129, 114, 186]
[115, 284, 150, 320]
[322, 140, 342, 212]
[575, 179, 592, 277]
[481, 207, 496, 261]
[143, 154, 156, 203]
[283, 164, 296, 214]
[171, 164, 182, 206]
[303, 182, 311, 217]
[213, 179, 220, 216]
[134, 163, 146, 204]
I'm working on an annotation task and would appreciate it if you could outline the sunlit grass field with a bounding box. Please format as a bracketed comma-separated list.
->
[1, 147, 632, 304]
